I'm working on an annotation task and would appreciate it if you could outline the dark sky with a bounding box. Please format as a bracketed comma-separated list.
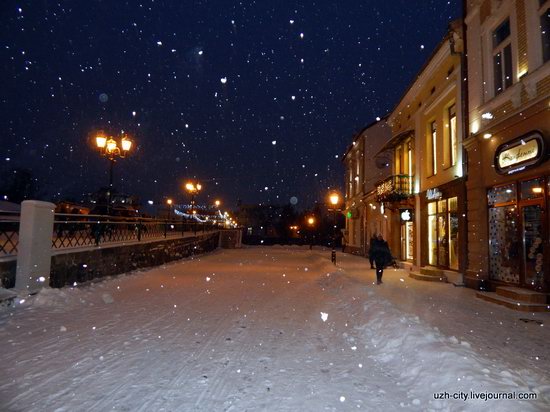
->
[0, 0, 461, 210]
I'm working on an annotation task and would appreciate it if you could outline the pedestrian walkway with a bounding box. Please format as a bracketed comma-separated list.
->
[337, 252, 550, 377]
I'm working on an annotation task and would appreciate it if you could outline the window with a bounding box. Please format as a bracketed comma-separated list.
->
[448, 104, 457, 166]
[395, 146, 402, 174]
[540, 1, 550, 63]
[492, 19, 513, 95]
[407, 144, 413, 194]
[430, 121, 437, 175]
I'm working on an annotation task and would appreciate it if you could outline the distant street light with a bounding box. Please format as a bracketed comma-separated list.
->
[94, 131, 133, 214]
[166, 198, 173, 219]
[328, 191, 341, 264]
[307, 215, 316, 250]
[184, 181, 202, 215]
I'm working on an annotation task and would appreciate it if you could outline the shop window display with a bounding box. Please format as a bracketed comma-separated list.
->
[488, 206, 520, 283]
[488, 183, 516, 206]
[522, 204, 544, 288]
[520, 178, 545, 200]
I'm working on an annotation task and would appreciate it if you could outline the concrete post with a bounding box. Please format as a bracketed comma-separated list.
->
[15, 200, 55, 294]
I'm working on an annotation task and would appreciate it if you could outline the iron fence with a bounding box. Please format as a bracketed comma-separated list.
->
[0, 211, 20, 257]
[52, 214, 220, 250]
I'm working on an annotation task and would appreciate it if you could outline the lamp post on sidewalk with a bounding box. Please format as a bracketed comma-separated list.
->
[328, 191, 341, 264]
[307, 216, 316, 250]
[94, 131, 133, 215]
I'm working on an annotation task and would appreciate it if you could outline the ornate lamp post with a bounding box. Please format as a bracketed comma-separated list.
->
[328, 191, 341, 264]
[94, 131, 133, 214]
[184, 181, 202, 215]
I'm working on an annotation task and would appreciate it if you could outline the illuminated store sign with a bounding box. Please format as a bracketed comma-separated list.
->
[426, 188, 443, 200]
[494, 131, 546, 175]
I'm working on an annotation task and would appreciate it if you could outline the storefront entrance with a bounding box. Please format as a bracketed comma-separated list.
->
[488, 178, 547, 290]
[427, 197, 459, 270]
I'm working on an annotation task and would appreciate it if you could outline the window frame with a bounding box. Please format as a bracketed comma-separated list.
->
[448, 104, 457, 167]
[492, 18, 513, 95]
[430, 120, 437, 176]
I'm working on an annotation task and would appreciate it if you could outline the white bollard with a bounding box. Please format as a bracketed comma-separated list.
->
[15, 200, 55, 294]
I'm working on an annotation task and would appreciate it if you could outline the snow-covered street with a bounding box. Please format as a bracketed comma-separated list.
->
[1, 247, 549, 411]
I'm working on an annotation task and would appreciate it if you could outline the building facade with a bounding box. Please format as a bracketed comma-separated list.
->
[378, 22, 467, 282]
[464, 0, 550, 291]
[343, 118, 392, 255]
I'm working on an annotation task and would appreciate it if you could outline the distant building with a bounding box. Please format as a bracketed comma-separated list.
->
[342, 117, 392, 255]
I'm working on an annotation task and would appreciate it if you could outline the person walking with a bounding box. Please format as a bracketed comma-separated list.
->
[370, 234, 393, 285]
[367, 234, 377, 269]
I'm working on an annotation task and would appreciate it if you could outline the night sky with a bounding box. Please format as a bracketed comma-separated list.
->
[0, 0, 461, 210]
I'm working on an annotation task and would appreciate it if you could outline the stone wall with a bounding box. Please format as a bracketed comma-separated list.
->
[219, 229, 242, 249]
[50, 232, 220, 288]
[0, 258, 16, 288]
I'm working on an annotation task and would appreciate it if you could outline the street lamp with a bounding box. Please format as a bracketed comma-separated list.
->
[166, 198, 173, 219]
[184, 181, 202, 215]
[307, 216, 316, 250]
[214, 199, 221, 226]
[94, 131, 133, 214]
[328, 191, 341, 264]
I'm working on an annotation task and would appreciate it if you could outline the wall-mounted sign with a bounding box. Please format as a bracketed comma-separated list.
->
[400, 209, 412, 221]
[426, 188, 443, 200]
[494, 131, 547, 175]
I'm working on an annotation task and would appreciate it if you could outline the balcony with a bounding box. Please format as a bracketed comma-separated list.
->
[375, 175, 413, 203]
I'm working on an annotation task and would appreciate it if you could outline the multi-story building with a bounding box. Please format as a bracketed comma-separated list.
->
[378, 21, 467, 283]
[342, 117, 392, 256]
[464, 0, 550, 293]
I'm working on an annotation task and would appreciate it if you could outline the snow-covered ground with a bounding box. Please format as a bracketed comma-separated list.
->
[1, 246, 549, 411]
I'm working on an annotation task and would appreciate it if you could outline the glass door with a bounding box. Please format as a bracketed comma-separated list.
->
[521, 203, 544, 289]
[437, 199, 448, 267]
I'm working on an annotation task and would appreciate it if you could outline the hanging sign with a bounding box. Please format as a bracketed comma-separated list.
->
[400, 209, 412, 221]
[494, 131, 546, 175]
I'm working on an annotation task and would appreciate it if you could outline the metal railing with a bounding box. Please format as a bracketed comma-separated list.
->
[1, 211, 221, 257]
[52, 214, 221, 250]
[0, 211, 20, 257]
[375, 174, 413, 203]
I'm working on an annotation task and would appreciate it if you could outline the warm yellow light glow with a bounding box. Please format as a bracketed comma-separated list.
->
[96, 135, 107, 148]
[483, 133, 492, 139]
[329, 192, 340, 206]
[185, 182, 195, 192]
[106, 138, 117, 153]
[196, 183, 202, 191]
[121, 137, 132, 151]
[166, 198, 173, 205]
[215, 200, 221, 207]
[532, 187, 543, 194]
[307, 217, 315, 226]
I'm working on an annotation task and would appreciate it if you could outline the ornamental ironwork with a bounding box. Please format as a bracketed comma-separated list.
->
[375, 175, 413, 203]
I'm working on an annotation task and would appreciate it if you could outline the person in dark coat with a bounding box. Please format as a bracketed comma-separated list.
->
[370, 234, 392, 285]
[367, 235, 377, 269]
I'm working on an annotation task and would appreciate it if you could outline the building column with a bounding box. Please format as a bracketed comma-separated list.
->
[464, 138, 489, 289]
